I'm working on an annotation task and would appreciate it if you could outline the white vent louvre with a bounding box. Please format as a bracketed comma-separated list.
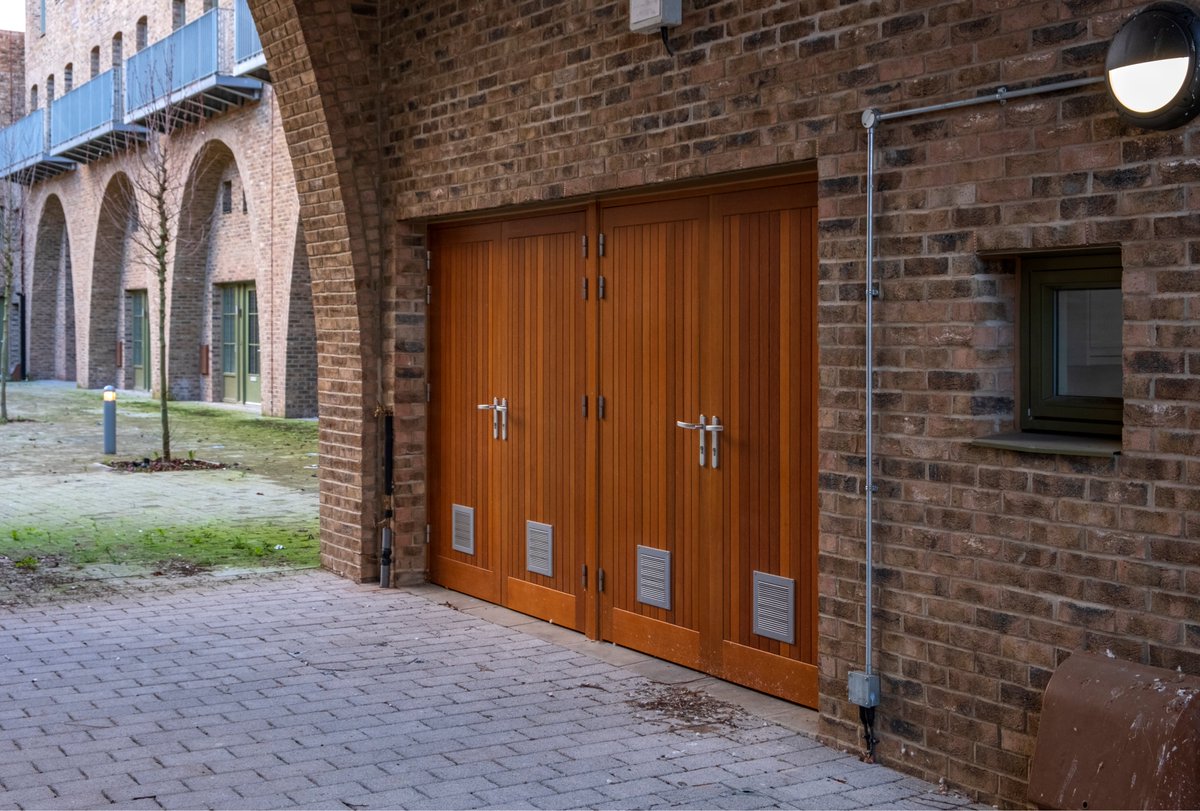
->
[526, 521, 554, 577]
[451, 504, 475, 555]
[636, 546, 671, 610]
[752, 571, 795, 645]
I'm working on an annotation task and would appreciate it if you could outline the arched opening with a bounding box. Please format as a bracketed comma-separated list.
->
[90, 47, 100, 79]
[29, 196, 76, 382]
[172, 139, 261, 404]
[89, 173, 136, 389]
[136, 17, 148, 52]
[283, 218, 316, 417]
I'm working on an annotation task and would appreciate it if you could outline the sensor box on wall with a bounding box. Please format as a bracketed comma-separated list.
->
[630, 0, 681, 32]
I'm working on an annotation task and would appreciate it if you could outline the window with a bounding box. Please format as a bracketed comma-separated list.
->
[1020, 251, 1123, 437]
[136, 17, 148, 51]
[173, 0, 186, 30]
[112, 33, 123, 67]
[203, 0, 216, 11]
[46, 75, 54, 103]
[29, 85, 37, 111]
[221, 180, 233, 214]
[90, 47, 101, 78]
[38, 0, 46, 34]
[63, 64, 73, 93]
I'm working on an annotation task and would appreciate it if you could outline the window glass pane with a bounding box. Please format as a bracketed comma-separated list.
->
[246, 289, 260, 376]
[221, 287, 236, 374]
[1054, 288, 1122, 399]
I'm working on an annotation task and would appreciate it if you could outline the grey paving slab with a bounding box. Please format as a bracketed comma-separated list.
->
[0, 571, 981, 810]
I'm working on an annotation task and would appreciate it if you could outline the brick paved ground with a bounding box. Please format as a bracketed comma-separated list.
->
[0, 572, 980, 810]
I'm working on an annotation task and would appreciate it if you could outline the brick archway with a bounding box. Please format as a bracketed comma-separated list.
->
[246, 0, 390, 581]
[29, 195, 76, 383]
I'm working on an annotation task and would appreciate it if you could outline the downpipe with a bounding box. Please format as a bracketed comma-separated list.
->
[850, 75, 1106, 760]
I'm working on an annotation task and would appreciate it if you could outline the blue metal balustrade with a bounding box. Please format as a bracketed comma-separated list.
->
[234, 0, 266, 76]
[50, 68, 146, 161]
[0, 110, 73, 183]
[124, 8, 261, 125]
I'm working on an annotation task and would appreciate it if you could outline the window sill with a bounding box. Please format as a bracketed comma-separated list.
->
[970, 431, 1121, 458]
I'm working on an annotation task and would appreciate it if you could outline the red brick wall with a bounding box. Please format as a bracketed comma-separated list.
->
[254, 0, 1200, 804]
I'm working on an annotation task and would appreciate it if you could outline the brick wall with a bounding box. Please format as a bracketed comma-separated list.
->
[247, 0, 1200, 804]
[16, 0, 312, 415]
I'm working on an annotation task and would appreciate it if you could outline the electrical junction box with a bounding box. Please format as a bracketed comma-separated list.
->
[848, 671, 880, 707]
[629, 0, 681, 32]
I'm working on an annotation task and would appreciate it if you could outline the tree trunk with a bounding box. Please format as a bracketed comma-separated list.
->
[157, 269, 170, 460]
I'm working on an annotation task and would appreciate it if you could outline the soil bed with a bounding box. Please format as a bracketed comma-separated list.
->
[107, 458, 230, 472]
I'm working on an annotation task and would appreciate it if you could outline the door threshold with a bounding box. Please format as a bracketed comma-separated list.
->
[400, 582, 820, 739]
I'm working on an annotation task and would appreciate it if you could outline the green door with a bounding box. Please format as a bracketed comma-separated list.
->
[131, 291, 149, 390]
[221, 283, 261, 404]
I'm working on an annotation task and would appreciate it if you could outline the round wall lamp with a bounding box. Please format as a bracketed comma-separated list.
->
[1106, 1, 1200, 129]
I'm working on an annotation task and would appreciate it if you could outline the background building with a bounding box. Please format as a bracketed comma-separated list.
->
[0, 0, 315, 417]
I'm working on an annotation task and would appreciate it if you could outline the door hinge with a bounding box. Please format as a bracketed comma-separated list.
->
[598, 568, 606, 593]
[582, 564, 588, 589]
[581, 394, 588, 419]
[582, 277, 588, 300]
[426, 285, 432, 305]
[598, 395, 606, 420]
[598, 276, 606, 300]
[582, 234, 588, 258]
[425, 252, 431, 271]
[426, 383, 431, 403]
[425, 524, 431, 545]
[598, 232, 606, 257]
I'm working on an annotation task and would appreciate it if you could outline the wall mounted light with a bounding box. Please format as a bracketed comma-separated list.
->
[1106, 1, 1200, 129]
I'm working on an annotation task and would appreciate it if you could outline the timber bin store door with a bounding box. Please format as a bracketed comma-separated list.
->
[428, 178, 818, 707]
[428, 213, 589, 631]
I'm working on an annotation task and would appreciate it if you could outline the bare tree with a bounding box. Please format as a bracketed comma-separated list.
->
[0, 179, 21, 424]
[103, 41, 216, 460]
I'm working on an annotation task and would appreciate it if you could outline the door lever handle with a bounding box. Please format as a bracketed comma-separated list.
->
[675, 416, 707, 466]
[477, 398, 499, 439]
[496, 398, 508, 440]
[704, 416, 723, 469]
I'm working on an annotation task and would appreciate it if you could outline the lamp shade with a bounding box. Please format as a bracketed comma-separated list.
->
[1106, 2, 1200, 129]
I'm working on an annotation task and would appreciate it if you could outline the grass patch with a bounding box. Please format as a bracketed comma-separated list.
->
[1, 520, 319, 569]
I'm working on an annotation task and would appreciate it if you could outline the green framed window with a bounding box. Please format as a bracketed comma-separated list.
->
[1020, 251, 1123, 437]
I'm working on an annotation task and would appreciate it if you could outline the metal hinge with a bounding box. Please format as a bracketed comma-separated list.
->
[582, 277, 588, 300]
[598, 276, 606, 300]
[598, 233, 606, 257]
[598, 568, 606, 593]
[426, 285, 432, 305]
[582, 234, 588, 258]
[425, 253, 431, 270]
[426, 383, 431, 403]
[581, 395, 588, 419]
[425, 524, 431, 545]
[582, 564, 588, 589]
[598, 395, 606, 420]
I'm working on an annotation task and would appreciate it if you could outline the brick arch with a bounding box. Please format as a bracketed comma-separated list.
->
[29, 195, 76, 382]
[170, 138, 250, 401]
[247, 0, 389, 580]
[89, 172, 136, 389]
[283, 217, 316, 418]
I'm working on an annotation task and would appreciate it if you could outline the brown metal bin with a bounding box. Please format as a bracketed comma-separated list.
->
[1028, 651, 1200, 810]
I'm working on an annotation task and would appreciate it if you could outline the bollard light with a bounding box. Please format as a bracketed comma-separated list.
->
[102, 385, 117, 455]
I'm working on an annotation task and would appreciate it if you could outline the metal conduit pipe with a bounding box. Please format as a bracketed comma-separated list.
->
[849, 75, 1106, 759]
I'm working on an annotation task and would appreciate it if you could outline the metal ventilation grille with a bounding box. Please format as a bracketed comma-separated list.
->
[752, 571, 795, 645]
[451, 504, 475, 555]
[526, 521, 554, 577]
[636, 546, 672, 610]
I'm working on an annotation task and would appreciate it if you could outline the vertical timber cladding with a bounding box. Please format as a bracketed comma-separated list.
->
[429, 177, 818, 706]
[428, 213, 590, 631]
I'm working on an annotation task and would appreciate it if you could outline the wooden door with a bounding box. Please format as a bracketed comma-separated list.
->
[598, 197, 712, 670]
[428, 213, 588, 630]
[710, 183, 819, 706]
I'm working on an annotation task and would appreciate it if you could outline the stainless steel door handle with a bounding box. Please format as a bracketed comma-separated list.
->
[675, 416, 707, 466]
[477, 398, 498, 439]
[704, 416, 723, 469]
[496, 398, 508, 441]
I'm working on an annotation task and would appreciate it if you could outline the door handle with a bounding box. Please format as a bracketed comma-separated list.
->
[675, 415, 707, 466]
[704, 416, 723, 469]
[495, 398, 508, 441]
[477, 398, 498, 439]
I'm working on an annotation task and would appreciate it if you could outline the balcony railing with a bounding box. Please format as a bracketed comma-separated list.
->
[234, 0, 266, 76]
[0, 110, 73, 182]
[124, 8, 261, 125]
[50, 68, 147, 162]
